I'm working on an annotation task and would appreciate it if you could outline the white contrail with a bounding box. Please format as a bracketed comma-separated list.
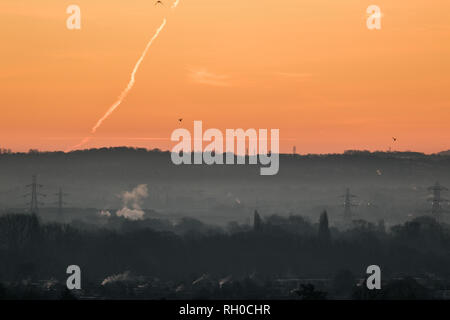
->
[171, 0, 180, 9]
[68, 135, 93, 151]
[67, 19, 167, 151]
[92, 18, 166, 134]
[68, 0, 181, 151]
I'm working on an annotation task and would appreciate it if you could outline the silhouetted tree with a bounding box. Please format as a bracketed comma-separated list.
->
[332, 269, 356, 297]
[377, 219, 386, 233]
[295, 284, 327, 300]
[382, 277, 431, 300]
[253, 210, 262, 232]
[0, 283, 8, 299]
[0, 214, 41, 251]
[60, 288, 77, 300]
[352, 277, 431, 300]
[318, 211, 331, 244]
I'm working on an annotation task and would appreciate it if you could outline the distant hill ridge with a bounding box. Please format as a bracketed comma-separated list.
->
[1, 146, 450, 159]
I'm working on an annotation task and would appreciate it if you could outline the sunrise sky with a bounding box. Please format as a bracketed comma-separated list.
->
[1, 0, 449, 153]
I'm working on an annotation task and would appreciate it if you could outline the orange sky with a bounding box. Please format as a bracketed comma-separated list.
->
[1, 0, 449, 153]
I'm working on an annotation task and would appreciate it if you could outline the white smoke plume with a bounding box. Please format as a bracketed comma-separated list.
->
[101, 271, 132, 286]
[192, 273, 209, 285]
[116, 184, 148, 220]
[175, 284, 185, 292]
[43, 278, 59, 290]
[99, 210, 111, 217]
[116, 208, 145, 220]
[219, 275, 232, 288]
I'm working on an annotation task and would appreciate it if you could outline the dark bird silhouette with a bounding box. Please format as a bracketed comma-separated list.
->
[178, 118, 183, 123]
[392, 137, 397, 142]
[155, 1, 164, 6]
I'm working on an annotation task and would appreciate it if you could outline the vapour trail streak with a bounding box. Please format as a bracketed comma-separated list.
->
[171, 0, 180, 9]
[69, 136, 92, 150]
[92, 18, 166, 133]
[67, 19, 166, 151]
[68, 0, 181, 151]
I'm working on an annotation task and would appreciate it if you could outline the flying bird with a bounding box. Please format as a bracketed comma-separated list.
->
[392, 137, 397, 142]
[178, 118, 183, 123]
[155, 1, 164, 6]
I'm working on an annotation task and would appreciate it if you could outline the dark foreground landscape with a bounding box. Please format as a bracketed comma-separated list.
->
[1, 148, 450, 299]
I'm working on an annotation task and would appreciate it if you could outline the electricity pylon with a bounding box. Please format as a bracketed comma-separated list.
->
[341, 188, 357, 223]
[54, 187, 69, 216]
[25, 174, 45, 214]
[428, 181, 448, 222]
